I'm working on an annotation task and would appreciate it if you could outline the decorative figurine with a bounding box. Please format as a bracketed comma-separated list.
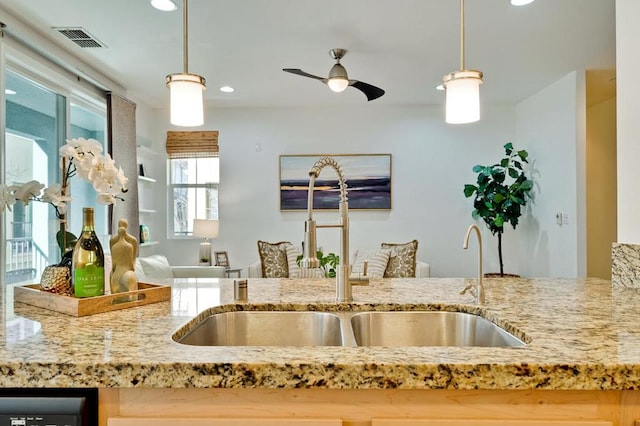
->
[110, 224, 138, 294]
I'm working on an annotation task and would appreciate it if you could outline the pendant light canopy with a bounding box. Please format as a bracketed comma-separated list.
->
[166, 0, 206, 127]
[443, 0, 483, 124]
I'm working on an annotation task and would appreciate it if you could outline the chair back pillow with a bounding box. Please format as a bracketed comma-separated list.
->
[257, 240, 290, 278]
[382, 240, 419, 278]
[284, 244, 325, 278]
[352, 249, 391, 279]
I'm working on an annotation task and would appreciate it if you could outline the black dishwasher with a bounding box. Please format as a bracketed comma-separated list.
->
[0, 388, 97, 426]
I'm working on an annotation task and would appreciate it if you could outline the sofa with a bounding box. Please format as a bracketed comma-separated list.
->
[133, 254, 226, 281]
[249, 240, 430, 279]
[248, 259, 430, 278]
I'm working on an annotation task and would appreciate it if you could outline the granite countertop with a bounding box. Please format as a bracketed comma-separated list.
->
[1, 276, 639, 390]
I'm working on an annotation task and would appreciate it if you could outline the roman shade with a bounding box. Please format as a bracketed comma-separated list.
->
[165, 130, 219, 158]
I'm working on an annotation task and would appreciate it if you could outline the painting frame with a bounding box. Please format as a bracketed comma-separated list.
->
[214, 251, 229, 267]
[279, 154, 392, 211]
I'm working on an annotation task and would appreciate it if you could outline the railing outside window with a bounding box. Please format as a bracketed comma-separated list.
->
[5, 238, 48, 284]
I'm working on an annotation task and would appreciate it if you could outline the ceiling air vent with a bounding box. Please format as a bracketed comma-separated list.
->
[53, 27, 106, 48]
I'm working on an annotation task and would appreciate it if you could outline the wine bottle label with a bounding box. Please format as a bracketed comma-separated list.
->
[74, 264, 105, 297]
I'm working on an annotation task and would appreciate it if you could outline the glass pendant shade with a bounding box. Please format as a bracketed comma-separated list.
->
[327, 77, 349, 93]
[444, 70, 483, 124]
[166, 73, 206, 127]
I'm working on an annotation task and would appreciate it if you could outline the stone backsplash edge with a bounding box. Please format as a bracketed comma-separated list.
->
[612, 243, 640, 288]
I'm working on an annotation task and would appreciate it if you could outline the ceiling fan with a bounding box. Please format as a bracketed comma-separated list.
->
[283, 49, 385, 101]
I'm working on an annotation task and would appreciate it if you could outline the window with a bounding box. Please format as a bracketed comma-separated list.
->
[166, 131, 220, 238]
[169, 157, 219, 237]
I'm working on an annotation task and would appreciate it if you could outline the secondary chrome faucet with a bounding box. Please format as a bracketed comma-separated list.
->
[300, 157, 366, 302]
[461, 223, 485, 304]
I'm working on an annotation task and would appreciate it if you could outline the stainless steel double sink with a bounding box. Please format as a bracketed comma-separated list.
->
[174, 310, 526, 348]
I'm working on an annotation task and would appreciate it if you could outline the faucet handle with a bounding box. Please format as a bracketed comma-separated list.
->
[349, 262, 370, 286]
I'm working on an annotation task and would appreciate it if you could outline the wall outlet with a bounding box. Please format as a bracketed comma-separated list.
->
[556, 212, 569, 226]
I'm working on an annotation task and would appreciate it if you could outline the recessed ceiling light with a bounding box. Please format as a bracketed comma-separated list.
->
[5, 89, 16, 95]
[219, 86, 235, 93]
[150, 0, 177, 11]
[510, 0, 535, 6]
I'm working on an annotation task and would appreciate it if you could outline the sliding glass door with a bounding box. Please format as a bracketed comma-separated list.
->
[3, 69, 107, 285]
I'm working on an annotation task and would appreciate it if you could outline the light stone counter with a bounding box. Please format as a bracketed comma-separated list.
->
[1, 276, 638, 390]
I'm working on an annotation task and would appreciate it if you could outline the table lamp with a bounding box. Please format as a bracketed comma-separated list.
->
[193, 219, 219, 265]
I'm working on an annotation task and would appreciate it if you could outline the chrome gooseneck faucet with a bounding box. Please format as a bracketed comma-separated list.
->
[300, 157, 357, 302]
[461, 223, 485, 304]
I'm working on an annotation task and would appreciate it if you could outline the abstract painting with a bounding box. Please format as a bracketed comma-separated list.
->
[279, 154, 392, 210]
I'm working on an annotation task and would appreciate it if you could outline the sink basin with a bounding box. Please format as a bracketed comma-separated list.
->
[174, 309, 525, 348]
[350, 311, 525, 347]
[176, 311, 344, 346]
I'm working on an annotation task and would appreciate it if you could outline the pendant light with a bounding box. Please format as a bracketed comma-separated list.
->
[443, 0, 483, 124]
[165, 0, 206, 127]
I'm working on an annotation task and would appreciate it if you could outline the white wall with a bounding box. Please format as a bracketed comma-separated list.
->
[144, 103, 534, 277]
[616, 0, 640, 243]
[515, 71, 586, 278]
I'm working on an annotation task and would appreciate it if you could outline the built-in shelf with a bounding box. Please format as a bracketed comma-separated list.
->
[139, 208, 157, 214]
[140, 241, 159, 247]
[138, 175, 156, 183]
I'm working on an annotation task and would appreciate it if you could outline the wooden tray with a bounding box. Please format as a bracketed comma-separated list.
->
[14, 282, 171, 317]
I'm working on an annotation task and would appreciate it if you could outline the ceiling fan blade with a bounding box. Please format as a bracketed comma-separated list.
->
[350, 80, 385, 101]
[283, 68, 326, 81]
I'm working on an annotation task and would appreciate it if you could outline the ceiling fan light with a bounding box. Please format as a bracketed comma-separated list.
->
[327, 62, 349, 92]
[328, 77, 349, 93]
[443, 70, 483, 124]
[166, 73, 206, 127]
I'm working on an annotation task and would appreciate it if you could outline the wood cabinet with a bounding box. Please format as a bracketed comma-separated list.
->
[108, 419, 341, 425]
[99, 388, 640, 426]
[372, 421, 612, 425]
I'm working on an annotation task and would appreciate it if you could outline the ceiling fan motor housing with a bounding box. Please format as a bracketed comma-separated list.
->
[329, 63, 348, 80]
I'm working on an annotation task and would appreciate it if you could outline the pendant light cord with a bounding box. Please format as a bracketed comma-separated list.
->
[183, 0, 189, 74]
[460, 0, 465, 71]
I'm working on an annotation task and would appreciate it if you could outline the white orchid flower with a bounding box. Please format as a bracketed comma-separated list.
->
[58, 143, 78, 160]
[96, 193, 117, 205]
[84, 138, 104, 155]
[116, 167, 129, 191]
[0, 184, 17, 213]
[41, 183, 72, 215]
[14, 180, 45, 204]
[5, 138, 128, 216]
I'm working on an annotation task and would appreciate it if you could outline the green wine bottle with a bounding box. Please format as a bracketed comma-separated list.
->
[72, 207, 105, 297]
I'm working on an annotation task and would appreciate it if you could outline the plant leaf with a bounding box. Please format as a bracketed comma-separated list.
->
[519, 180, 534, 191]
[504, 142, 513, 154]
[56, 230, 77, 254]
[463, 184, 477, 197]
[508, 168, 519, 179]
[472, 164, 484, 173]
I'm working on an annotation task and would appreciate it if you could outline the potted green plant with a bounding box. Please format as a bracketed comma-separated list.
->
[297, 250, 340, 278]
[463, 142, 534, 277]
